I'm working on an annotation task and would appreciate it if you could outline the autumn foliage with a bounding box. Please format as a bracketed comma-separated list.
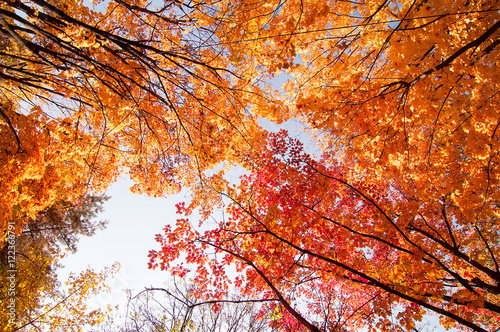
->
[0, 195, 114, 331]
[2, 0, 500, 330]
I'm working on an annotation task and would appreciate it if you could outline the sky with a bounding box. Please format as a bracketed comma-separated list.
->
[57, 177, 186, 311]
[56, 118, 314, 316]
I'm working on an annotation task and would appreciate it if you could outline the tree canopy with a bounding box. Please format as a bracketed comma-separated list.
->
[0, 195, 114, 331]
[1, 0, 500, 331]
[97, 280, 280, 332]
